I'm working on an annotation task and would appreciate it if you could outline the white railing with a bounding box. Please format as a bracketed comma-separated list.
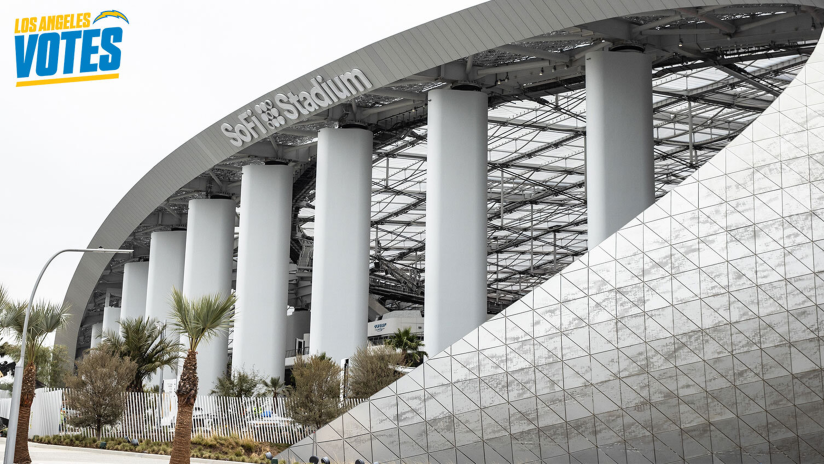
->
[0, 388, 364, 444]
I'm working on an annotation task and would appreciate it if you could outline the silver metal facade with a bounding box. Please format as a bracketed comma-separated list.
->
[277, 43, 824, 464]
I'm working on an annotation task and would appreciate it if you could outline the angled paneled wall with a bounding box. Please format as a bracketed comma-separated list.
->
[279, 47, 824, 464]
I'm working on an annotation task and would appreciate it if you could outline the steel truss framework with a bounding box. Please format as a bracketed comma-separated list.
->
[76, 4, 824, 350]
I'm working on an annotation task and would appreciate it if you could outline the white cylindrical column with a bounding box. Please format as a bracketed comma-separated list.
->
[424, 88, 489, 356]
[585, 50, 654, 248]
[234, 164, 293, 379]
[182, 198, 236, 395]
[101, 306, 121, 340]
[90, 323, 103, 349]
[309, 128, 372, 363]
[146, 230, 187, 322]
[146, 230, 187, 384]
[120, 262, 150, 322]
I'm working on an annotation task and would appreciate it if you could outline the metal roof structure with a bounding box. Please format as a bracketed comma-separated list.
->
[59, 1, 824, 359]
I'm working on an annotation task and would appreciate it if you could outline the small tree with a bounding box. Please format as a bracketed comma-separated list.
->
[42, 345, 68, 388]
[287, 354, 344, 429]
[261, 376, 289, 414]
[64, 350, 137, 439]
[7, 344, 68, 388]
[385, 327, 428, 366]
[211, 369, 260, 397]
[347, 345, 406, 399]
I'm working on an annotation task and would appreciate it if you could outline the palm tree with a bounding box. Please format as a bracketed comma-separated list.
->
[0, 285, 8, 311]
[168, 288, 236, 464]
[261, 376, 289, 414]
[0, 299, 70, 464]
[98, 316, 180, 392]
[210, 369, 260, 397]
[385, 327, 428, 366]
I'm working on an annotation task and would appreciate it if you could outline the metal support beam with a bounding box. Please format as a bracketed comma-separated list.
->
[675, 7, 736, 34]
[496, 44, 572, 63]
[713, 63, 781, 97]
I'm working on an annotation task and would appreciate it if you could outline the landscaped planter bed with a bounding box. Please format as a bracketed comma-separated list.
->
[31, 433, 287, 463]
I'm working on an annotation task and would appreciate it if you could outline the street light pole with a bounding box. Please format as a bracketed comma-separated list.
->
[3, 248, 131, 464]
[156, 321, 165, 439]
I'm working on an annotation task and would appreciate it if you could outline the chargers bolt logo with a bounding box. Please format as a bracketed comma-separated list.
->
[93, 10, 128, 24]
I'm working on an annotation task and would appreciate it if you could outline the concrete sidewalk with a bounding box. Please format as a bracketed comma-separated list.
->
[0, 438, 237, 464]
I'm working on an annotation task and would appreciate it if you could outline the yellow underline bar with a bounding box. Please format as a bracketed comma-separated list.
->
[16, 73, 119, 87]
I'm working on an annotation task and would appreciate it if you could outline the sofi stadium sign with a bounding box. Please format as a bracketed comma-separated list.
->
[221, 69, 373, 148]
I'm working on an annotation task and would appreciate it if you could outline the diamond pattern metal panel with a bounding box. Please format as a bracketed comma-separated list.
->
[279, 38, 824, 464]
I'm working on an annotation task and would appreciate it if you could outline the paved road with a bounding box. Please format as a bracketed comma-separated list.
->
[0, 438, 229, 463]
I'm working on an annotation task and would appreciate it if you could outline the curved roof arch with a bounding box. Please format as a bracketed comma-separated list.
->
[57, 0, 824, 359]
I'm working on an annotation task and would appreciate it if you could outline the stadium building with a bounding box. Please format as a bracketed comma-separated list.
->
[57, 1, 824, 462]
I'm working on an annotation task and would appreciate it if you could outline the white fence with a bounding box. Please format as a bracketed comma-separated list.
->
[0, 389, 363, 444]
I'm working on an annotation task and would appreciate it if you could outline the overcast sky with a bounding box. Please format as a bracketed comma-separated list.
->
[0, 1, 484, 306]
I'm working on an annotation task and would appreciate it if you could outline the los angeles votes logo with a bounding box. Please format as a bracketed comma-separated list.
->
[13, 10, 128, 87]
